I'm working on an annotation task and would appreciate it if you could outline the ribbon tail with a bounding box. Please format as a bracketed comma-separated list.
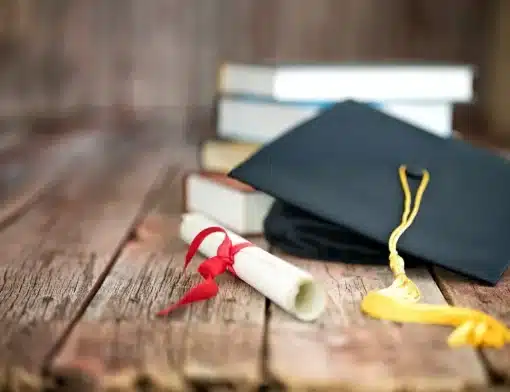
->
[157, 278, 219, 316]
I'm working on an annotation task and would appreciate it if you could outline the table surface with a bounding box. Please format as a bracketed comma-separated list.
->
[0, 126, 509, 392]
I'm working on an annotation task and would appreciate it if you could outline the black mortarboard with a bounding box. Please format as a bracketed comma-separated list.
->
[228, 100, 510, 286]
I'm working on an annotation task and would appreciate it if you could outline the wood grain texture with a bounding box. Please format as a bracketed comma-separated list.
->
[434, 267, 510, 384]
[266, 251, 489, 391]
[0, 129, 176, 385]
[51, 155, 268, 389]
[52, 321, 190, 392]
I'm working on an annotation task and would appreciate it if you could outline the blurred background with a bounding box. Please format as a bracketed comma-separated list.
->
[0, 0, 508, 149]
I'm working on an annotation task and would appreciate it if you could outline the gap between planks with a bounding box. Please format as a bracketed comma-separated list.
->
[0, 129, 186, 391]
[42, 143, 196, 371]
[47, 187, 508, 391]
[0, 130, 116, 229]
[41, 137, 268, 389]
[432, 267, 510, 385]
[48, 227, 508, 392]
[16, 134, 506, 391]
[265, 250, 493, 392]
[49, 183, 269, 390]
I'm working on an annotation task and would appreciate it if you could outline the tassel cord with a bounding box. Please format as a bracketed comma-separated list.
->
[360, 165, 510, 348]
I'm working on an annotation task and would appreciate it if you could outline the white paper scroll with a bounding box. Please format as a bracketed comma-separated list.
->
[180, 212, 327, 321]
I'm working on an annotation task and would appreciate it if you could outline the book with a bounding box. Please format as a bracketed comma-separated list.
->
[184, 172, 274, 235]
[217, 95, 454, 142]
[218, 62, 474, 102]
[199, 140, 261, 173]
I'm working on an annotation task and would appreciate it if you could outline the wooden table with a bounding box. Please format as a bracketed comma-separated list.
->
[0, 127, 509, 392]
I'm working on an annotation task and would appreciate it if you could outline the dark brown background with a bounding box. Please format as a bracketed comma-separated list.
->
[0, 0, 508, 142]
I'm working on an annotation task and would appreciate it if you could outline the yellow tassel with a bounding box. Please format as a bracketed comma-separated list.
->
[360, 165, 510, 348]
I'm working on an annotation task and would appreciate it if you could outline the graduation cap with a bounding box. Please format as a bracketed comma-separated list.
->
[228, 100, 510, 348]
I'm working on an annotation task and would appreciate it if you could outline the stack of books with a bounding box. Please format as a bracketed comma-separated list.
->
[187, 62, 475, 235]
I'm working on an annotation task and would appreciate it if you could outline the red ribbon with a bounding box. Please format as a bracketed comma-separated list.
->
[156, 226, 253, 316]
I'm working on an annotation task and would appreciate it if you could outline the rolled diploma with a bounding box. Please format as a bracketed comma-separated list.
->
[180, 212, 327, 321]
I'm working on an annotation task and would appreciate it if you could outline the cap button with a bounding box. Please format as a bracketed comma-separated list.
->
[406, 166, 424, 179]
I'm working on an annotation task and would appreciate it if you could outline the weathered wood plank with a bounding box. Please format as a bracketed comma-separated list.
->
[434, 267, 510, 384]
[0, 321, 66, 392]
[267, 250, 489, 391]
[52, 320, 190, 392]
[0, 130, 177, 387]
[51, 171, 268, 388]
[0, 130, 96, 227]
[437, 135, 510, 383]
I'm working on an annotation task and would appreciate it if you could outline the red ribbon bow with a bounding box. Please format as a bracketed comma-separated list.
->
[156, 226, 253, 316]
